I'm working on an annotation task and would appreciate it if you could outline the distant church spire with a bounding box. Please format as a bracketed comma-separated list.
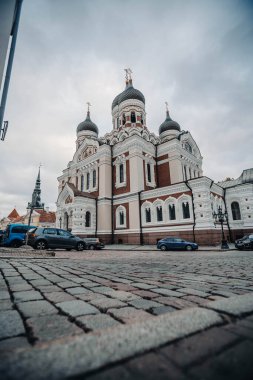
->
[27, 166, 44, 210]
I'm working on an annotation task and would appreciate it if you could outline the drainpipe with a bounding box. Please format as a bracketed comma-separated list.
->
[110, 145, 114, 244]
[223, 187, 232, 242]
[155, 144, 159, 187]
[138, 190, 144, 245]
[95, 198, 98, 237]
[184, 180, 196, 242]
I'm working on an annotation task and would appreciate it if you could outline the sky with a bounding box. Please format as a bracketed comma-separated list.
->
[0, 0, 253, 218]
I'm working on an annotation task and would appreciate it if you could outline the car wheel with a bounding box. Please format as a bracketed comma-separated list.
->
[160, 245, 167, 251]
[89, 244, 95, 250]
[10, 240, 22, 248]
[35, 240, 47, 250]
[76, 242, 85, 251]
[185, 245, 193, 251]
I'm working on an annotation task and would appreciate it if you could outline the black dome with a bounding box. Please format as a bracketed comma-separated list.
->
[112, 80, 145, 109]
[77, 112, 98, 134]
[159, 111, 180, 135]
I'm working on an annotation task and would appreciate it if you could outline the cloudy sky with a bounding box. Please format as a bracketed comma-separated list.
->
[1, 0, 252, 218]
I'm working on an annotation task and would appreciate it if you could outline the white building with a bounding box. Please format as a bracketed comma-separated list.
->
[56, 72, 253, 245]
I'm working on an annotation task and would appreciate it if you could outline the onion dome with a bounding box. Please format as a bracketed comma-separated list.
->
[77, 110, 98, 134]
[159, 110, 181, 135]
[112, 79, 145, 109]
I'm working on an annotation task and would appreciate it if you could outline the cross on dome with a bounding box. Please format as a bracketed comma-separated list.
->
[86, 102, 91, 113]
[124, 68, 133, 81]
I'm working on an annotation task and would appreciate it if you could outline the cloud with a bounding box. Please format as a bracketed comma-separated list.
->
[1, 0, 252, 217]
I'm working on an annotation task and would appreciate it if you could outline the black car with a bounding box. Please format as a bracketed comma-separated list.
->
[82, 237, 104, 250]
[235, 234, 253, 250]
[27, 227, 86, 251]
[157, 237, 198, 251]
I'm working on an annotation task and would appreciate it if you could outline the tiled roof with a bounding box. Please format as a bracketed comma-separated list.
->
[7, 208, 20, 220]
[39, 211, 56, 223]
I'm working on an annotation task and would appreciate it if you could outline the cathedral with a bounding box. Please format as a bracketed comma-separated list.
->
[56, 70, 253, 245]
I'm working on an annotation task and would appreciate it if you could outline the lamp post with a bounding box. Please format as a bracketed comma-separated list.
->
[59, 216, 62, 228]
[213, 206, 229, 249]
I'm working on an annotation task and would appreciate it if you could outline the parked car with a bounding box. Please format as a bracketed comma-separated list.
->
[0, 229, 4, 244]
[27, 227, 87, 251]
[82, 237, 104, 250]
[157, 237, 198, 251]
[1, 224, 36, 248]
[235, 235, 253, 250]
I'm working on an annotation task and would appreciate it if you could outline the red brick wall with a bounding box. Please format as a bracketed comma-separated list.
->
[141, 191, 192, 204]
[157, 162, 171, 187]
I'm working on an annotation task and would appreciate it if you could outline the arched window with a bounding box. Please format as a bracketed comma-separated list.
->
[169, 204, 176, 220]
[93, 170, 96, 188]
[80, 175, 84, 192]
[122, 113, 126, 125]
[182, 202, 190, 219]
[131, 112, 136, 123]
[145, 208, 151, 223]
[85, 211, 91, 227]
[185, 142, 192, 153]
[156, 206, 163, 222]
[147, 163, 151, 183]
[141, 113, 144, 124]
[119, 211, 124, 225]
[231, 202, 241, 220]
[86, 172, 90, 190]
[119, 163, 124, 183]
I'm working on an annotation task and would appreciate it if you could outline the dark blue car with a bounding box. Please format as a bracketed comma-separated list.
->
[157, 237, 198, 251]
[2, 224, 36, 248]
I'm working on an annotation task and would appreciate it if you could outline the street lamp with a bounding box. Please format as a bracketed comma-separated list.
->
[59, 216, 62, 228]
[213, 206, 229, 249]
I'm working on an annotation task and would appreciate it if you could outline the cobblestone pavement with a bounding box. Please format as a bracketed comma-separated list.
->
[0, 248, 253, 379]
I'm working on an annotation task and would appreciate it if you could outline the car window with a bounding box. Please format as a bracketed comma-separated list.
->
[249, 235, 253, 240]
[11, 226, 29, 234]
[165, 238, 173, 242]
[174, 238, 182, 243]
[58, 230, 71, 237]
[43, 228, 57, 235]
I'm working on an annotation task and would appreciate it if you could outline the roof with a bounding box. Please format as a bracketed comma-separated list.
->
[218, 168, 253, 188]
[112, 80, 145, 110]
[77, 111, 98, 134]
[67, 183, 96, 199]
[7, 208, 20, 220]
[159, 111, 181, 135]
[39, 211, 56, 223]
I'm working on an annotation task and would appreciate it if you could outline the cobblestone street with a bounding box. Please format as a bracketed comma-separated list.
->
[1, 248, 253, 379]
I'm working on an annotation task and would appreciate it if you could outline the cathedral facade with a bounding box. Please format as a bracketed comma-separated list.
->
[56, 72, 253, 245]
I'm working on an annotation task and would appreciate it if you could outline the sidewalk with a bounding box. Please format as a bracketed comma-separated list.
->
[104, 243, 236, 251]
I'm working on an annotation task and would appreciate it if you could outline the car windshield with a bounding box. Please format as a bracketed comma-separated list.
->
[241, 235, 249, 241]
